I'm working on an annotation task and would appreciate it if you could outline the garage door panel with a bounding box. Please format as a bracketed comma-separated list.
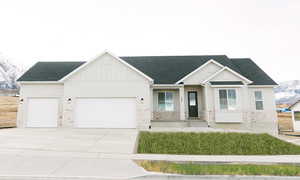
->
[74, 98, 136, 128]
[27, 98, 58, 127]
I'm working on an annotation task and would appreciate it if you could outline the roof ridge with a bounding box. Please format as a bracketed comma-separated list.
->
[120, 55, 228, 58]
[37, 61, 86, 63]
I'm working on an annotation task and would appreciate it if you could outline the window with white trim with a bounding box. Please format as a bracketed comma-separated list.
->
[255, 91, 264, 110]
[219, 89, 237, 110]
[158, 92, 174, 111]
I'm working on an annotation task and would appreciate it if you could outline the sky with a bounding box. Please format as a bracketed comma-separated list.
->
[0, 0, 299, 82]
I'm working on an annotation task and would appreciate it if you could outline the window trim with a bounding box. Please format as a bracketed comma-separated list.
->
[157, 91, 175, 112]
[254, 91, 264, 111]
[218, 88, 237, 111]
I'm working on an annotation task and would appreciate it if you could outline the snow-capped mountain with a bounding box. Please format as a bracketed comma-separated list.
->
[0, 55, 23, 89]
[275, 80, 300, 105]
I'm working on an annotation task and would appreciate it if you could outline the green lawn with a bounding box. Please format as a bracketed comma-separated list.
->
[138, 132, 300, 155]
[137, 161, 300, 176]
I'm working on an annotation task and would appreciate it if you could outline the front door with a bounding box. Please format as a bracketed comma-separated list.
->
[188, 91, 198, 118]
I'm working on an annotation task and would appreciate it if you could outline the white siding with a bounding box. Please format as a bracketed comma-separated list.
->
[63, 53, 151, 129]
[183, 63, 222, 84]
[210, 69, 245, 82]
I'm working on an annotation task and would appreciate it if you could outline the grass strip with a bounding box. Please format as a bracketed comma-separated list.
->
[137, 161, 300, 176]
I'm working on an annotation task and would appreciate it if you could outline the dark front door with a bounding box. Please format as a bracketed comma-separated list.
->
[188, 91, 198, 118]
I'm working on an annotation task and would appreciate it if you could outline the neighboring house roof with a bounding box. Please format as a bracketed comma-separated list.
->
[289, 100, 300, 110]
[210, 81, 244, 85]
[18, 62, 85, 81]
[17, 55, 277, 85]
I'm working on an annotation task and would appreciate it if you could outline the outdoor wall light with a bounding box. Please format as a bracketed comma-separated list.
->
[67, 98, 72, 102]
[140, 97, 144, 101]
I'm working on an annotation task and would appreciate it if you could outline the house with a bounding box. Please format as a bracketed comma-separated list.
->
[289, 100, 300, 131]
[17, 51, 278, 135]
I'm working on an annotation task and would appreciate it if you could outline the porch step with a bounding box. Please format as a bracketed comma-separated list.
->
[151, 120, 208, 128]
[188, 120, 208, 127]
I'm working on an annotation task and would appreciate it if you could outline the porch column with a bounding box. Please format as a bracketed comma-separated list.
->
[204, 84, 210, 125]
[179, 86, 185, 120]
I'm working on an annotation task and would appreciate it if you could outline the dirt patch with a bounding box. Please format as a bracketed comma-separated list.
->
[278, 112, 293, 132]
[0, 96, 18, 128]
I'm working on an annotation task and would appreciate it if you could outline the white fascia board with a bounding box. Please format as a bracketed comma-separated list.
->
[210, 85, 244, 88]
[59, 51, 154, 83]
[18, 81, 62, 84]
[175, 59, 224, 84]
[152, 84, 183, 89]
[152, 84, 184, 87]
[248, 85, 278, 88]
[202, 67, 253, 84]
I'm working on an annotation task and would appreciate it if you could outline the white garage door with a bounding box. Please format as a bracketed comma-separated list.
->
[27, 98, 59, 127]
[74, 98, 136, 128]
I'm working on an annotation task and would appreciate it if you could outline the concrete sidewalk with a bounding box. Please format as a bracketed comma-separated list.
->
[0, 154, 149, 180]
[2, 148, 300, 164]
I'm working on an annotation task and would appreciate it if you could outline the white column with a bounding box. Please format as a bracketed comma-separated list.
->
[204, 84, 210, 124]
[179, 86, 185, 120]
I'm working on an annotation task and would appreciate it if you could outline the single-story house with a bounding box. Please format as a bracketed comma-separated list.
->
[289, 100, 300, 131]
[17, 51, 278, 135]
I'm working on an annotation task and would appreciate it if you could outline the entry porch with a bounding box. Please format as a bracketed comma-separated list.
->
[151, 84, 208, 127]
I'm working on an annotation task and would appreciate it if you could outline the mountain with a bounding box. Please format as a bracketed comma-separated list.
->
[0, 55, 23, 90]
[275, 80, 300, 105]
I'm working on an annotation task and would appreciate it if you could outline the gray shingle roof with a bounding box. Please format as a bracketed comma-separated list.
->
[17, 56, 277, 85]
[17, 61, 85, 81]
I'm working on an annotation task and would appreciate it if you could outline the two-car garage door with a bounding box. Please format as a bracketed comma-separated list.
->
[74, 98, 136, 128]
[26, 98, 136, 128]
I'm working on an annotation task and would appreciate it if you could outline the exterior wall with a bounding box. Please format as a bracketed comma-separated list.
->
[247, 87, 278, 135]
[206, 85, 278, 135]
[184, 86, 205, 119]
[17, 83, 64, 128]
[152, 89, 180, 120]
[62, 53, 152, 129]
[183, 62, 222, 84]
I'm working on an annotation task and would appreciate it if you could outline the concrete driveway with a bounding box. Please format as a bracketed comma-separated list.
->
[0, 128, 149, 179]
[0, 128, 138, 154]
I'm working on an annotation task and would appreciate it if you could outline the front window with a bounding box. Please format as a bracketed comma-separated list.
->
[158, 92, 174, 111]
[219, 89, 237, 110]
[255, 91, 264, 110]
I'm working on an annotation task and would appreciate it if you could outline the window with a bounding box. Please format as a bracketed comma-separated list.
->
[158, 92, 174, 111]
[219, 89, 237, 110]
[255, 91, 264, 110]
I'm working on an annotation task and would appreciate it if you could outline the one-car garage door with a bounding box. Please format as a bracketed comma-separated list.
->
[74, 98, 136, 128]
[27, 98, 59, 127]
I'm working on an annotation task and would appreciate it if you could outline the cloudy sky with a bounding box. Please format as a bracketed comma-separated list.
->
[0, 0, 298, 82]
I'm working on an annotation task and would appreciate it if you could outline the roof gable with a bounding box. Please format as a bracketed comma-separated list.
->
[59, 52, 153, 82]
